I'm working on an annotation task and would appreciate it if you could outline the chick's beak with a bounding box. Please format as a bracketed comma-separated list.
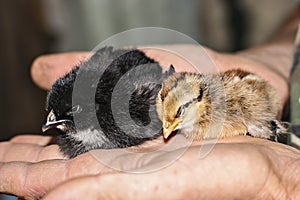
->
[42, 121, 70, 133]
[163, 120, 179, 139]
[42, 110, 73, 134]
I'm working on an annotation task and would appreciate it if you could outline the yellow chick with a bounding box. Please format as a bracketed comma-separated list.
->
[156, 69, 287, 140]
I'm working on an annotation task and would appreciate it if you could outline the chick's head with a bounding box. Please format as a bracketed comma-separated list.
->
[156, 73, 211, 139]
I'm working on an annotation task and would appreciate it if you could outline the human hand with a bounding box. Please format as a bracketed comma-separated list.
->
[1, 44, 299, 199]
[1, 134, 300, 199]
[31, 44, 293, 108]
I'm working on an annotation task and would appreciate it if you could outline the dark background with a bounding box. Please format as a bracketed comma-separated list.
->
[0, 0, 296, 141]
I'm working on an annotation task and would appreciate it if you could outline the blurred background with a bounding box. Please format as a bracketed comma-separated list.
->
[0, 0, 297, 142]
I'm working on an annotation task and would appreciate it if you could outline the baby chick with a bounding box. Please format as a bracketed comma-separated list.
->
[43, 47, 174, 158]
[156, 69, 287, 140]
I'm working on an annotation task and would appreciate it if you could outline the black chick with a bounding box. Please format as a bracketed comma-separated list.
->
[42, 47, 175, 158]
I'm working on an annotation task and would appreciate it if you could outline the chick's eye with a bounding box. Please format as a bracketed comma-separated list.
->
[175, 105, 184, 118]
[48, 111, 56, 122]
[67, 105, 82, 115]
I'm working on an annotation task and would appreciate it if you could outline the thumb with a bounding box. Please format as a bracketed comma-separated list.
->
[31, 52, 89, 90]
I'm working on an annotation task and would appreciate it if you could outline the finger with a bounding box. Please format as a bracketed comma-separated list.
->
[0, 161, 66, 199]
[43, 158, 197, 200]
[42, 176, 101, 200]
[43, 144, 272, 200]
[0, 141, 64, 162]
[43, 161, 192, 200]
[0, 153, 113, 199]
[10, 135, 53, 146]
[31, 52, 90, 90]
[140, 45, 216, 73]
[31, 46, 211, 90]
[140, 46, 196, 72]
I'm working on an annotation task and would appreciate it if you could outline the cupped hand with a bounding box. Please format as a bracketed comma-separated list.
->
[1, 44, 298, 199]
[1, 134, 299, 199]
